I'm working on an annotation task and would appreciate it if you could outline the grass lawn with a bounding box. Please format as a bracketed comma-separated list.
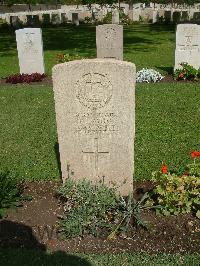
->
[0, 249, 200, 266]
[1, 83, 200, 181]
[0, 24, 175, 77]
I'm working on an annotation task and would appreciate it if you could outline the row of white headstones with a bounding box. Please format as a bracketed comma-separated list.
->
[15, 24, 200, 196]
[15, 23, 200, 75]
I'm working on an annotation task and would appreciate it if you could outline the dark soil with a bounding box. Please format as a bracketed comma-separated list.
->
[160, 74, 200, 83]
[1, 75, 200, 87]
[0, 181, 199, 253]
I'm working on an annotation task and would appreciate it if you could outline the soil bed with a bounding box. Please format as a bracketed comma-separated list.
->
[1, 75, 200, 87]
[160, 74, 200, 83]
[0, 181, 199, 253]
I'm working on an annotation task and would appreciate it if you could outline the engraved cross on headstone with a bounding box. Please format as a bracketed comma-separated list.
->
[82, 137, 109, 177]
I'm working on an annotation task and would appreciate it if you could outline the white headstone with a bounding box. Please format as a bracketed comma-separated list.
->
[96, 24, 123, 60]
[53, 59, 136, 196]
[112, 9, 119, 24]
[175, 24, 200, 70]
[15, 28, 45, 74]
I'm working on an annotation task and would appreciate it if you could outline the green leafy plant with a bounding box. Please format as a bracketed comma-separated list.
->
[56, 51, 84, 63]
[57, 179, 158, 239]
[174, 62, 200, 81]
[119, 11, 133, 25]
[57, 179, 117, 238]
[102, 11, 133, 25]
[0, 171, 22, 218]
[102, 12, 112, 24]
[150, 158, 200, 219]
[108, 192, 160, 240]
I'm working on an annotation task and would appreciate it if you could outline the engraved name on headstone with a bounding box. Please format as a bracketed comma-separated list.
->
[96, 24, 123, 60]
[175, 24, 200, 69]
[15, 28, 45, 74]
[53, 59, 135, 195]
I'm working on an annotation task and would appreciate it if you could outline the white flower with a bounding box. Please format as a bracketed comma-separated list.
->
[136, 68, 164, 83]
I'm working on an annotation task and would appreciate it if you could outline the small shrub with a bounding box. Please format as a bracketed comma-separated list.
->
[102, 11, 133, 25]
[102, 12, 112, 24]
[108, 192, 160, 239]
[6, 73, 46, 84]
[119, 11, 133, 25]
[56, 52, 84, 63]
[57, 179, 157, 239]
[84, 16, 93, 24]
[57, 179, 117, 238]
[0, 171, 22, 218]
[149, 153, 200, 218]
[0, 18, 9, 29]
[174, 63, 200, 81]
[136, 68, 164, 83]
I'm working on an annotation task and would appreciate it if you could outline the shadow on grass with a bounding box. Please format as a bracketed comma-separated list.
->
[42, 25, 96, 57]
[54, 142, 62, 179]
[156, 66, 174, 74]
[0, 220, 92, 266]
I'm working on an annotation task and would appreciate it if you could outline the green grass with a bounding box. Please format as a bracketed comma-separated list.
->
[1, 83, 200, 181]
[0, 24, 175, 77]
[0, 249, 199, 266]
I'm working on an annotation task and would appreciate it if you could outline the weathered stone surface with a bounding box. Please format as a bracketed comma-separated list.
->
[96, 24, 123, 60]
[15, 28, 45, 74]
[175, 24, 200, 70]
[52, 59, 135, 196]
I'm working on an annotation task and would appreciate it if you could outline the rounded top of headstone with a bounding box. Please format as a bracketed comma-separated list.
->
[52, 58, 135, 74]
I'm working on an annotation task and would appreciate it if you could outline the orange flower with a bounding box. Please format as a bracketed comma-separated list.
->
[161, 164, 168, 174]
[191, 151, 200, 158]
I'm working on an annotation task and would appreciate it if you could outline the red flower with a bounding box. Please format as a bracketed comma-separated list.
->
[191, 151, 200, 159]
[179, 73, 184, 79]
[161, 164, 168, 174]
[183, 171, 189, 176]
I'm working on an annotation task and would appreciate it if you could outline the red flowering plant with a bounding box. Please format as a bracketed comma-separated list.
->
[148, 153, 200, 219]
[174, 62, 200, 81]
[6, 73, 46, 84]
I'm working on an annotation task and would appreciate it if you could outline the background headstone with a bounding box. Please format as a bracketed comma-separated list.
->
[72, 12, 79, 25]
[175, 24, 200, 70]
[53, 59, 136, 196]
[10, 16, 22, 28]
[96, 24, 123, 60]
[112, 9, 119, 24]
[42, 14, 51, 26]
[61, 13, 68, 24]
[32, 15, 40, 27]
[51, 13, 61, 25]
[173, 11, 181, 24]
[15, 28, 45, 74]
[26, 15, 33, 26]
